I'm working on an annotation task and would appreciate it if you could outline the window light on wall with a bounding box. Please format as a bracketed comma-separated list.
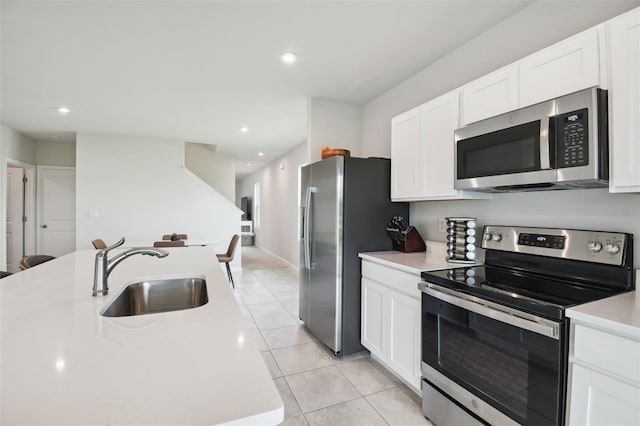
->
[254, 182, 261, 229]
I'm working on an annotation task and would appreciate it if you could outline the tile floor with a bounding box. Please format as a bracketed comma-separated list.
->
[234, 246, 434, 426]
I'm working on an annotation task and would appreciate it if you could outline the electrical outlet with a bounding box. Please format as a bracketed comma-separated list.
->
[438, 217, 447, 233]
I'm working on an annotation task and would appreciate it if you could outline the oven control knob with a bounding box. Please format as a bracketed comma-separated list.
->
[605, 243, 620, 254]
[492, 234, 502, 242]
[588, 241, 603, 252]
[484, 233, 492, 241]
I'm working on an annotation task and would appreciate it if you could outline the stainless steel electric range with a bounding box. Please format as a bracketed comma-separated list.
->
[419, 226, 635, 426]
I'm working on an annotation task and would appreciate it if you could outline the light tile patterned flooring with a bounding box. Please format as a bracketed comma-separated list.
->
[235, 246, 433, 426]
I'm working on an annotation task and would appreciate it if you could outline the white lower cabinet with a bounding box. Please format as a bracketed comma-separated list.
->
[567, 322, 640, 425]
[361, 260, 421, 392]
[361, 278, 386, 359]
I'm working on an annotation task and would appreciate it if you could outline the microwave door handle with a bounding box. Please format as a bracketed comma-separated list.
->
[540, 116, 551, 169]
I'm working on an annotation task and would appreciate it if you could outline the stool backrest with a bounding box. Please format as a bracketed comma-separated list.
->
[153, 240, 185, 247]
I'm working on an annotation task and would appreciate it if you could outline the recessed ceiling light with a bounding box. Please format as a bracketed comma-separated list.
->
[57, 106, 70, 114]
[239, 126, 248, 133]
[258, 152, 264, 156]
[246, 163, 252, 166]
[280, 51, 297, 64]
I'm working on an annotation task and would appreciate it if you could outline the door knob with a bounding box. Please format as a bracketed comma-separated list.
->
[41, 224, 48, 229]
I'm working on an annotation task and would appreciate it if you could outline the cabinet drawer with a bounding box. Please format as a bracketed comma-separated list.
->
[361, 260, 421, 300]
[573, 323, 640, 384]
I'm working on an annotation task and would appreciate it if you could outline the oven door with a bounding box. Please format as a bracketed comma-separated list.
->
[421, 284, 567, 426]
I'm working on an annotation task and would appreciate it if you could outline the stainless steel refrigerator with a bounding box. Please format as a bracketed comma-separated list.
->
[299, 156, 409, 356]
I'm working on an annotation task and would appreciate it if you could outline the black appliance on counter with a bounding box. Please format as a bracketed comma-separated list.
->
[419, 225, 634, 426]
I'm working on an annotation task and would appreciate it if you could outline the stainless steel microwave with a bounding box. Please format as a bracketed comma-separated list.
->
[454, 88, 608, 192]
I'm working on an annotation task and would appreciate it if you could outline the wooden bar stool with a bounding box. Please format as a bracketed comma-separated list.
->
[19, 255, 56, 270]
[153, 240, 185, 247]
[92, 239, 107, 249]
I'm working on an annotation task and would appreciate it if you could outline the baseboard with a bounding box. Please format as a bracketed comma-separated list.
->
[253, 245, 299, 269]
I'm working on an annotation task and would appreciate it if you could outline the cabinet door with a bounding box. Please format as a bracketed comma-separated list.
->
[361, 278, 387, 359]
[520, 26, 602, 107]
[568, 364, 640, 426]
[462, 64, 518, 125]
[391, 108, 420, 200]
[419, 91, 462, 198]
[608, 8, 640, 193]
[387, 290, 421, 390]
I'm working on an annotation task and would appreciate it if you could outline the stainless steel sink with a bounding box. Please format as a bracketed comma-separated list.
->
[101, 277, 208, 317]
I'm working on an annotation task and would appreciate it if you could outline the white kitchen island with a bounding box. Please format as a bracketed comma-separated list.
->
[0, 246, 283, 425]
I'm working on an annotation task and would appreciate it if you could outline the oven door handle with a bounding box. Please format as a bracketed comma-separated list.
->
[421, 283, 560, 340]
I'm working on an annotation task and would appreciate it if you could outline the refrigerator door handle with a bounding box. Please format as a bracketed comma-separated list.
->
[303, 187, 316, 269]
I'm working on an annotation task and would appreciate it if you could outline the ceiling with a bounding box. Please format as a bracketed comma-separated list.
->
[0, 0, 532, 177]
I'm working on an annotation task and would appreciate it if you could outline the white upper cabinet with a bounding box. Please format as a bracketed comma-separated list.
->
[461, 26, 604, 127]
[390, 108, 420, 199]
[391, 91, 490, 201]
[607, 8, 640, 193]
[462, 64, 518, 125]
[418, 91, 464, 199]
[519, 25, 604, 107]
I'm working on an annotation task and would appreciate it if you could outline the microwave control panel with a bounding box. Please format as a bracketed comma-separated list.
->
[555, 108, 589, 168]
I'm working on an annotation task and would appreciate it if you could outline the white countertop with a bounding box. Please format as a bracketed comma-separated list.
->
[567, 288, 640, 340]
[359, 241, 479, 275]
[0, 247, 283, 425]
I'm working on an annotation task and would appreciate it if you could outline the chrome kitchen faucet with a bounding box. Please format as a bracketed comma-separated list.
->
[92, 237, 169, 296]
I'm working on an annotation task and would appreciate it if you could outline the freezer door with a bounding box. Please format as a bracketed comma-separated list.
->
[307, 156, 344, 354]
[299, 164, 312, 323]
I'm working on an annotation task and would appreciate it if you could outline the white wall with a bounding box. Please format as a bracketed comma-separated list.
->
[35, 140, 76, 167]
[360, 1, 640, 266]
[76, 132, 242, 268]
[238, 142, 307, 266]
[308, 98, 361, 163]
[185, 143, 236, 202]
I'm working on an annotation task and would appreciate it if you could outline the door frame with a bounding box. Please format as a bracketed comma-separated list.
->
[1, 159, 36, 270]
[36, 165, 76, 254]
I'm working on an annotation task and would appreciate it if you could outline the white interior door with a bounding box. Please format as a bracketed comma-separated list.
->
[6, 167, 24, 272]
[39, 167, 76, 257]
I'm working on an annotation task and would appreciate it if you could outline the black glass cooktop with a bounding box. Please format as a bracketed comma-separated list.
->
[421, 265, 623, 321]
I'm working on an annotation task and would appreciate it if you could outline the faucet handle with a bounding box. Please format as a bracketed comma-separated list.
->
[100, 237, 125, 254]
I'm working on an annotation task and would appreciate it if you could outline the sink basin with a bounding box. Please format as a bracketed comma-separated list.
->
[102, 277, 208, 317]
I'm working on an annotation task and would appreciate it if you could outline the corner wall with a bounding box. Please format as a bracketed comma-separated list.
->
[238, 142, 307, 266]
[185, 143, 236, 202]
[35, 140, 76, 167]
[76, 132, 242, 267]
